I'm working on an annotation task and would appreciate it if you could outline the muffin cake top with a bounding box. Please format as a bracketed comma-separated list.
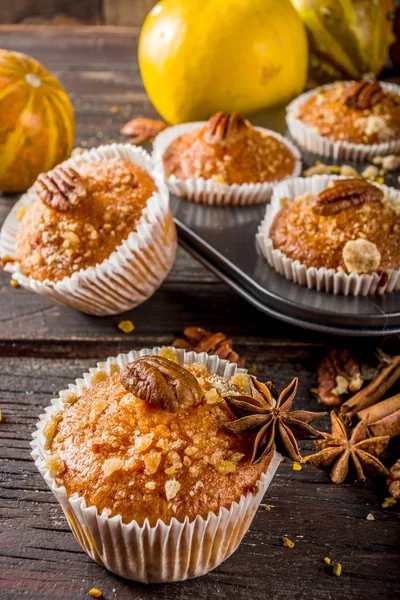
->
[14, 158, 157, 282]
[45, 354, 271, 526]
[294, 80, 400, 145]
[163, 112, 296, 185]
[270, 178, 400, 273]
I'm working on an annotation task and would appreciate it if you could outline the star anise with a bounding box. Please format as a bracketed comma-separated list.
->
[307, 411, 389, 484]
[223, 377, 326, 464]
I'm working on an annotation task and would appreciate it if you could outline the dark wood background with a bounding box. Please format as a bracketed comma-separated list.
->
[0, 0, 157, 26]
[0, 26, 399, 600]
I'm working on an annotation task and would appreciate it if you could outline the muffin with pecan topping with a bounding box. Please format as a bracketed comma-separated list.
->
[33, 347, 282, 582]
[153, 111, 301, 205]
[0, 145, 177, 315]
[286, 80, 400, 161]
[257, 176, 400, 295]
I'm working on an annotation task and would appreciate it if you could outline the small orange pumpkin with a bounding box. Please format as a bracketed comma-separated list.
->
[0, 50, 75, 193]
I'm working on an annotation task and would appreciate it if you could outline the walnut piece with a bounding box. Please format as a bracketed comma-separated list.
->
[312, 178, 384, 216]
[341, 81, 384, 110]
[35, 166, 87, 212]
[317, 349, 363, 408]
[342, 239, 381, 274]
[120, 355, 202, 412]
[203, 112, 248, 146]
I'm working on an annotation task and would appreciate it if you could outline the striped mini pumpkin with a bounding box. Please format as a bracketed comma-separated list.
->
[0, 50, 75, 193]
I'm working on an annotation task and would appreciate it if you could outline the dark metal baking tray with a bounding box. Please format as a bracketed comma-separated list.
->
[170, 164, 400, 336]
[178, 238, 400, 337]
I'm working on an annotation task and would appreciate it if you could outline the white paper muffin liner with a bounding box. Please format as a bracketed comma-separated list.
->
[0, 144, 177, 316]
[152, 122, 302, 205]
[286, 82, 400, 162]
[256, 175, 400, 296]
[31, 347, 281, 583]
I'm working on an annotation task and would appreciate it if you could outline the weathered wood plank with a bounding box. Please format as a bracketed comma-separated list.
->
[104, 0, 157, 27]
[0, 2, 103, 26]
[0, 357, 399, 600]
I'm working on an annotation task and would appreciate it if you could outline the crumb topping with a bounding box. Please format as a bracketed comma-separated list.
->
[48, 364, 269, 525]
[296, 83, 400, 145]
[270, 191, 399, 272]
[163, 125, 296, 185]
[15, 159, 157, 282]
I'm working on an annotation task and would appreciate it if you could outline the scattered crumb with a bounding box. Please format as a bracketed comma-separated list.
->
[341, 164, 359, 178]
[248, 364, 257, 374]
[281, 457, 285, 462]
[89, 589, 102, 598]
[332, 561, 342, 577]
[296, 535, 304, 538]
[361, 165, 379, 180]
[159, 346, 179, 363]
[282, 537, 295, 549]
[293, 461, 302, 471]
[366, 513, 375, 521]
[118, 320, 135, 334]
[381, 155, 400, 171]
[323, 557, 331, 565]
[382, 497, 397, 509]
[264, 505, 271, 511]
[0, 409, 2, 422]
[10, 279, 19, 288]
[110, 106, 119, 113]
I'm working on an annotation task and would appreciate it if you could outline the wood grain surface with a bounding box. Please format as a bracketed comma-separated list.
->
[0, 26, 399, 600]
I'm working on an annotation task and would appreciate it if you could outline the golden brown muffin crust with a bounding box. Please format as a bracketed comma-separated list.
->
[296, 83, 400, 145]
[49, 364, 271, 526]
[15, 159, 157, 282]
[163, 115, 296, 185]
[270, 192, 400, 272]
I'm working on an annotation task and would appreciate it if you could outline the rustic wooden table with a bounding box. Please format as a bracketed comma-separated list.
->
[0, 26, 399, 600]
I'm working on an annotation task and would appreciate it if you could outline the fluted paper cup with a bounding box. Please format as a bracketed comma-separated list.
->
[153, 122, 302, 205]
[256, 175, 400, 296]
[0, 144, 177, 316]
[31, 347, 281, 583]
[286, 82, 400, 162]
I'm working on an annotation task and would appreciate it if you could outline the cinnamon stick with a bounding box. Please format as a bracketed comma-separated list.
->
[358, 393, 400, 423]
[339, 355, 400, 423]
[368, 410, 400, 439]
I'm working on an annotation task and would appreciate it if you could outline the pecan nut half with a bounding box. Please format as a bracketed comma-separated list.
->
[312, 178, 384, 216]
[35, 167, 87, 212]
[173, 326, 243, 366]
[203, 112, 248, 145]
[120, 356, 202, 412]
[121, 117, 168, 143]
[341, 80, 384, 110]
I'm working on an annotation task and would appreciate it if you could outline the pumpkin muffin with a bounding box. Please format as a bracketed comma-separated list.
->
[35, 347, 325, 581]
[163, 112, 298, 185]
[269, 178, 400, 274]
[295, 81, 400, 145]
[154, 112, 301, 205]
[257, 175, 400, 295]
[286, 80, 400, 161]
[45, 355, 271, 526]
[0, 145, 177, 315]
[14, 158, 157, 282]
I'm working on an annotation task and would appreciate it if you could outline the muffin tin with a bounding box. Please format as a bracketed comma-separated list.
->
[170, 148, 400, 337]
